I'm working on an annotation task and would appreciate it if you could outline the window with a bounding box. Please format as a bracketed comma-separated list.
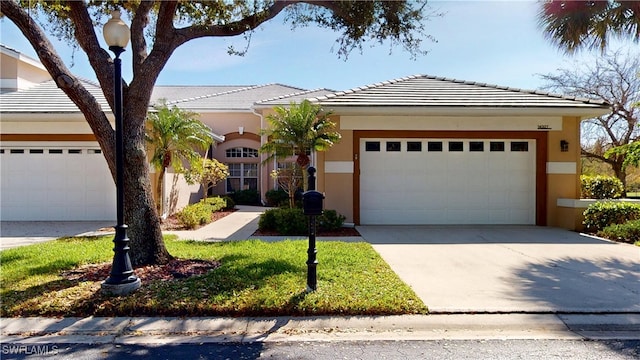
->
[386, 141, 401, 152]
[490, 142, 505, 152]
[469, 142, 484, 152]
[427, 141, 443, 152]
[10, 149, 24, 154]
[29, 149, 44, 154]
[448, 141, 464, 152]
[68, 149, 82, 154]
[226, 147, 258, 158]
[407, 141, 422, 152]
[226, 163, 258, 192]
[89, 149, 102, 154]
[49, 149, 63, 154]
[365, 141, 380, 152]
[511, 142, 529, 152]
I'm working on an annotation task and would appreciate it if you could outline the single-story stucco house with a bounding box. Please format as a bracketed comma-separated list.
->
[0, 44, 610, 229]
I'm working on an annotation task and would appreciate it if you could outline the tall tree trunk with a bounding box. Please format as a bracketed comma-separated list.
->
[156, 166, 166, 215]
[611, 161, 628, 197]
[124, 136, 172, 266]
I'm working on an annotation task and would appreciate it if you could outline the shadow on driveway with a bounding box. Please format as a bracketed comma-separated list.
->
[356, 225, 607, 244]
[362, 225, 640, 313]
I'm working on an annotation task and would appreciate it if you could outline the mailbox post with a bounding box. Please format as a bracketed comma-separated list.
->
[302, 167, 323, 292]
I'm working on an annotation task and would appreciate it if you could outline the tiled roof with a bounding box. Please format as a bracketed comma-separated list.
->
[158, 84, 308, 111]
[0, 78, 110, 113]
[307, 75, 609, 108]
[0, 82, 307, 113]
[254, 88, 337, 106]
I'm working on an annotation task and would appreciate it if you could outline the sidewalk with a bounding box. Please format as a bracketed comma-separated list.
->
[2, 207, 639, 344]
[2, 314, 639, 343]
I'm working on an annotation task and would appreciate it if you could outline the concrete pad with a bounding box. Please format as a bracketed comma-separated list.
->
[165, 205, 264, 241]
[0, 221, 113, 250]
[360, 226, 640, 313]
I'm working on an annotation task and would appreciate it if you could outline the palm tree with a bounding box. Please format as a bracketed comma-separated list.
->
[146, 100, 215, 215]
[538, 1, 640, 53]
[260, 100, 341, 194]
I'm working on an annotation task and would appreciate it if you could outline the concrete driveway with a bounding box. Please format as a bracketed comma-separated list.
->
[357, 225, 640, 314]
[0, 221, 114, 250]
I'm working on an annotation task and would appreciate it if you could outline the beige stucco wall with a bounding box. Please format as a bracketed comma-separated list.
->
[546, 116, 581, 229]
[1, 50, 51, 92]
[319, 117, 354, 221]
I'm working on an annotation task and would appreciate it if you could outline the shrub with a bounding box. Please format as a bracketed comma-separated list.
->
[318, 210, 346, 232]
[222, 196, 235, 210]
[265, 189, 289, 207]
[583, 201, 640, 231]
[581, 175, 624, 199]
[203, 196, 227, 212]
[598, 220, 640, 244]
[177, 202, 211, 229]
[230, 189, 261, 205]
[258, 208, 347, 235]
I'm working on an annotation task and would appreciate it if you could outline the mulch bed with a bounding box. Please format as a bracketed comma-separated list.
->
[160, 209, 237, 231]
[63, 209, 359, 283]
[252, 226, 361, 237]
[61, 258, 221, 283]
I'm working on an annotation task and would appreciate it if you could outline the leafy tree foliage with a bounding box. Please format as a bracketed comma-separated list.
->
[183, 158, 229, 201]
[539, 50, 639, 191]
[146, 101, 215, 215]
[538, 0, 640, 53]
[1, 1, 434, 265]
[260, 100, 341, 192]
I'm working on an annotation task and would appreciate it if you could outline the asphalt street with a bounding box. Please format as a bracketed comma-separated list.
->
[2, 340, 639, 360]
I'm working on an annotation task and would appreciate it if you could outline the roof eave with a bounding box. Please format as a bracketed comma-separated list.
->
[318, 105, 610, 118]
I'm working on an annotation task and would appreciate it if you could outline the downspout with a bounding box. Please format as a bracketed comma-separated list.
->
[252, 106, 267, 206]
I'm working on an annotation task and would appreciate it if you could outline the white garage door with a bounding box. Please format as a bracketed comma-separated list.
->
[0, 144, 116, 221]
[360, 138, 536, 225]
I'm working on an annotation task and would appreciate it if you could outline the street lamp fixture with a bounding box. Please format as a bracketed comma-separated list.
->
[101, 10, 141, 295]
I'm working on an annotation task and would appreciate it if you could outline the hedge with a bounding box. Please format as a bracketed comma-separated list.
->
[597, 220, 640, 244]
[583, 201, 640, 231]
[258, 208, 346, 235]
[581, 175, 624, 199]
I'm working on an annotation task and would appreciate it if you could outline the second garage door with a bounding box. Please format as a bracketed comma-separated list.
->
[1, 144, 116, 221]
[359, 138, 536, 225]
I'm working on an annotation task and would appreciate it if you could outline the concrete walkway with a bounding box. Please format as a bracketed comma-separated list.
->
[2, 210, 639, 343]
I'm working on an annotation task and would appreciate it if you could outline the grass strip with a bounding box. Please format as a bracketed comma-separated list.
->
[1, 236, 427, 317]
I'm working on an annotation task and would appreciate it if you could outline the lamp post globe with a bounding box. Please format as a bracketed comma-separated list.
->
[101, 10, 141, 296]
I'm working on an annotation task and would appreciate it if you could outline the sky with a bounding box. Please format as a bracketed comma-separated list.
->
[1, 1, 637, 92]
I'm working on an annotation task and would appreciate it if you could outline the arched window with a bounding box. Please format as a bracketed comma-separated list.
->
[225, 147, 258, 158]
[224, 147, 259, 192]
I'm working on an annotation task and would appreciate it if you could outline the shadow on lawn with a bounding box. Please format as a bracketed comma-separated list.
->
[2, 245, 311, 318]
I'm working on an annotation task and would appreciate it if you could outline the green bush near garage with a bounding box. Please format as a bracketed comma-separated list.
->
[583, 201, 640, 231]
[229, 189, 261, 205]
[598, 219, 640, 245]
[258, 208, 347, 235]
[580, 175, 624, 199]
[264, 189, 290, 207]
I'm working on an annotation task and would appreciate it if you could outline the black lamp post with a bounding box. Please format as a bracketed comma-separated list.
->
[101, 10, 141, 295]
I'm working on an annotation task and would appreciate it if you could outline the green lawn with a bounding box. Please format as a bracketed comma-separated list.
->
[0, 236, 427, 317]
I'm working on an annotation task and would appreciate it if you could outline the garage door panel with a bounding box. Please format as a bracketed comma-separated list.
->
[360, 138, 535, 225]
[1, 145, 116, 221]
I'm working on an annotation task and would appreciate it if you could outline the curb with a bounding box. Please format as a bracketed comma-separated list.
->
[2, 314, 639, 344]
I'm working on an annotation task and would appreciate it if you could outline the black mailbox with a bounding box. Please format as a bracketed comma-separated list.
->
[303, 190, 324, 216]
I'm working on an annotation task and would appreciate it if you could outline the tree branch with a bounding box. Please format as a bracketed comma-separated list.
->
[175, 0, 288, 43]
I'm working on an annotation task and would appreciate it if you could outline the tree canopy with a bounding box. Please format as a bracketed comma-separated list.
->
[538, 0, 640, 53]
[539, 50, 639, 190]
[1, 0, 435, 266]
